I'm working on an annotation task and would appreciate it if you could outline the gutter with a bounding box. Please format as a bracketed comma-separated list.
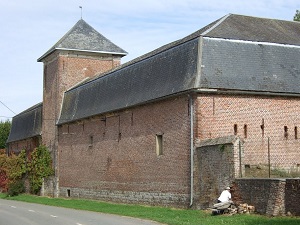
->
[189, 94, 194, 207]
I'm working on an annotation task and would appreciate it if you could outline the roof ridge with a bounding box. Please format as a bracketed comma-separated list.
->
[201, 13, 231, 36]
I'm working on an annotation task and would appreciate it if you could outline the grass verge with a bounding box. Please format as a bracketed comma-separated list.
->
[0, 193, 299, 225]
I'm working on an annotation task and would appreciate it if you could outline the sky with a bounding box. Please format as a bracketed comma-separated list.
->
[0, 0, 300, 120]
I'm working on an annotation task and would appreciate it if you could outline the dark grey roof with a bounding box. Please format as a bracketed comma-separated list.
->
[58, 14, 300, 125]
[58, 38, 198, 124]
[203, 14, 300, 45]
[38, 19, 127, 62]
[7, 103, 42, 143]
[199, 37, 300, 93]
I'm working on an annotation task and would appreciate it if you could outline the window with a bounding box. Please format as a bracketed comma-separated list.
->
[261, 119, 265, 137]
[284, 126, 288, 139]
[244, 124, 247, 138]
[295, 126, 298, 139]
[89, 135, 94, 147]
[234, 124, 237, 135]
[156, 134, 163, 156]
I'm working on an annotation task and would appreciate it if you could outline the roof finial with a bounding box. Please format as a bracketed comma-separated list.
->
[79, 6, 83, 19]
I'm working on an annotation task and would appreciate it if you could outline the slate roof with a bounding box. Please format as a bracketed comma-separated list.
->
[7, 103, 42, 143]
[37, 19, 127, 62]
[58, 14, 300, 125]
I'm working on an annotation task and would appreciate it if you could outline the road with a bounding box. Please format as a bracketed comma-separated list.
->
[0, 199, 162, 225]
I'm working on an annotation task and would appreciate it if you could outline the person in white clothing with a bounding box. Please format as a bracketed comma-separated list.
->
[217, 187, 231, 203]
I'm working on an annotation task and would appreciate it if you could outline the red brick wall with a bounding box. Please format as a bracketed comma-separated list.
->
[42, 52, 121, 150]
[57, 96, 191, 206]
[196, 94, 300, 170]
[8, 136, 40, 155]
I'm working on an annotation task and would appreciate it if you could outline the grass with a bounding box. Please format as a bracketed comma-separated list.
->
[0, 193, 299, 225]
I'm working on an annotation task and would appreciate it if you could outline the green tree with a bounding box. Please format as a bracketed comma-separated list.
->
[294, 10, 300, 21]
[0, 120, 11, 149]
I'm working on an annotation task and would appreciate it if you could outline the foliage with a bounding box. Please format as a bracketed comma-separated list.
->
[1, 194, 300, 225]
[294, 10, 300, 21]
[0, 150, 26, 195]
[28, 145, 54, 194]
[7, 180, 25, 196]
[6, 150, 27, 182]
[0, 120, 11, 149]
[0, 150, 8, 191]
[0, 146, 53, 195]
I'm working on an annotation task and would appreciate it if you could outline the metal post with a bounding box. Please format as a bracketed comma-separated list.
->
[239, 140, 242, 177]
[268, 137, 271, 178]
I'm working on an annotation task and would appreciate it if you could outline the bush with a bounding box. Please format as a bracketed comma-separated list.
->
[7, 180, 25, 196]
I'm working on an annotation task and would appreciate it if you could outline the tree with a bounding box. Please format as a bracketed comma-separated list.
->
[294, 10, 300, 21]
[0, 120, 11, 149]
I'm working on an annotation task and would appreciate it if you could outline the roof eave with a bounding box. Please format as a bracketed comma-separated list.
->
[37, 48, 128, 62]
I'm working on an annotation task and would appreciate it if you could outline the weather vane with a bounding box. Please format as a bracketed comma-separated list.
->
[79, 6, 83, 19]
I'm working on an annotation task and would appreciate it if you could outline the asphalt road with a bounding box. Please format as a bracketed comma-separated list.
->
[0, 199, 162, 225]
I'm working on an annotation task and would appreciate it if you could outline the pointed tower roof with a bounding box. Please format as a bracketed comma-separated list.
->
[37, 19, 127, 62]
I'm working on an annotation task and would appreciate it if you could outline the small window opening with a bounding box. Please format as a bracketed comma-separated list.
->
[245, 164, 250, 169]
[284, 126, 288, 139]
[244, 124, 247, 138]
[234, 124, 238, 135]
[156, 134, 163, 156]
[67, 189, 70, 197]
[295, 126, 298, 139]
[89, 135, 94, 147]
[261, 119, 265, 137]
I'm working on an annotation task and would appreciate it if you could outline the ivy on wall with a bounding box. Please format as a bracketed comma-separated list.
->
[28, 145, 54, 194]
[0, 145, 54, 195]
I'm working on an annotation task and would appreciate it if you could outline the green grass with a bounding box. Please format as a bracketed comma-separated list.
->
[0, 193, 299, 225]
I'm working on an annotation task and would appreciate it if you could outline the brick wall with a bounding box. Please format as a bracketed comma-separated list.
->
[42, 52, 121, 151]
[196, 94, 300, 171]
[234, 178, 300, 216]
[42, 51, 122, 197]
[8, 136, 40, 155]
[57, 96, 191, 207]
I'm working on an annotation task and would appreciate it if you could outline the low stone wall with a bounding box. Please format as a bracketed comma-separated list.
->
[285, 179, 300, 216]
[41, 176, 55, 197]
[233, 178, 300, 216]
[59, 187, 189, 208]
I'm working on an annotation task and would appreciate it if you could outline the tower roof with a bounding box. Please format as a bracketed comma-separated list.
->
[37, 19, 127, 62]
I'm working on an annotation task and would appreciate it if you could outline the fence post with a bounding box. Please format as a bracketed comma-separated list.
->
[268, 137, 271, 178]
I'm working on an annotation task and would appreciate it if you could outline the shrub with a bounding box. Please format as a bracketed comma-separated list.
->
[7, 180, 25, 196]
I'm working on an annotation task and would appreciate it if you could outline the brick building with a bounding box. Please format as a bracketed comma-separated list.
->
[7, 14, 300, 208]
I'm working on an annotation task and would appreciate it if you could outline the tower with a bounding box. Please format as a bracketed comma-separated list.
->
[37, 19, 127, 195]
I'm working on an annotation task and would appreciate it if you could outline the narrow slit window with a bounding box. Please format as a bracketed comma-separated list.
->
[284, 126, 288, 139]
[295, 126, 298, 139]
[89, 135, 94, 147]
[261, 119, 265, 137]
[156, 134, 163, 156]
[244, 124, 247, 138]
[234, 124, 238, 135]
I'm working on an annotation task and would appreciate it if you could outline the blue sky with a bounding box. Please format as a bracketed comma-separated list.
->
[0, 0, 300, 119]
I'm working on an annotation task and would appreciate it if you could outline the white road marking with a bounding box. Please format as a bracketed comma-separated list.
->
[28, 209, 35, 212]
[10, 206, 16, 208]
[76, 223, 83, 225]
[50, 215, 57, 218]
